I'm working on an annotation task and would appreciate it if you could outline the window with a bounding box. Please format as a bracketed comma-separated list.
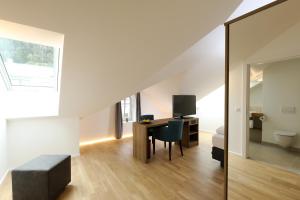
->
[0, 37, 59, 89]
[121, 96, 135, 122]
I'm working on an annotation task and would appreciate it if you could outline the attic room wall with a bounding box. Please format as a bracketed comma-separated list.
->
[228, 61, 244, 155]
[0, 72, 8, 183]
[79, 76, 180, 144]
[80, 105, 116, 143]
[140, 1, 278, 135]
[0, 118, 7, 184]
[80, 105, 134, 143]
[127, 26, 226, 134]
[78, 1, 279, 144]
[139, 0, 277, 133]
[176, 26, 225, 133]
[78, 0, 282, 143]
[138, 25, 226, 134]
[7, 117, 80, 169]
[141, 75, 181, 119]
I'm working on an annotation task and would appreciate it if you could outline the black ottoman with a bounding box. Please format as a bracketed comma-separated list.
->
[12, 155, 71, 200]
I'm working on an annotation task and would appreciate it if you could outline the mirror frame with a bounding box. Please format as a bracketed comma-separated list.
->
[223, 0, 288, 199]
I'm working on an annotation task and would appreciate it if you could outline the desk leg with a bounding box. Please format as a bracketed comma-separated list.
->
[133, 124, 149, 163]
[147, 139, 151, 159]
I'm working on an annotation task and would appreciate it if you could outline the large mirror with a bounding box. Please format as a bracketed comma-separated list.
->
[227, 0, 300, 199]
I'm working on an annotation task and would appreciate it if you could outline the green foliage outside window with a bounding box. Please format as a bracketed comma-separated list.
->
[0, 37, 54, 67]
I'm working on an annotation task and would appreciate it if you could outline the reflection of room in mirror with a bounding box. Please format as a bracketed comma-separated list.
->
[227, 0, 300, 199]
[249, 58, 300, 174]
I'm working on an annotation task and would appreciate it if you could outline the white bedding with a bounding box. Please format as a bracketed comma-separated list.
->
[212, 134, 224, 149]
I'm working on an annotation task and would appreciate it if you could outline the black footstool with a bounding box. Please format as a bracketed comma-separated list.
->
[12, 155, 71, 200]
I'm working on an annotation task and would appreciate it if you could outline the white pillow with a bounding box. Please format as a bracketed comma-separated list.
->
[216, 126, 224, 135]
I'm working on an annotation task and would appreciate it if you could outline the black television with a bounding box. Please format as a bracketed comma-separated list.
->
[172, 95, 196, 118]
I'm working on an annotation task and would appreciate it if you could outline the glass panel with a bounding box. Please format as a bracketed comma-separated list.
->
[0, 37, 59, 88]
[228, 1, 300, 199]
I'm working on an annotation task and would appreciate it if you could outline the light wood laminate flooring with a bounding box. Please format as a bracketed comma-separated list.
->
[0, 133, 224, 200]
[229, 153, 300, 200]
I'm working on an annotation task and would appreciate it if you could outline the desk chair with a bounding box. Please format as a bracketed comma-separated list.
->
[152, 119, 184, 161]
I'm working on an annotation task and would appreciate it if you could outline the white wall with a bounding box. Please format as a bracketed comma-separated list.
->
[262, 59, 300, 148]
[78, 0, 283, 147]
[138, 26, 226, 134]
[79, 77, 180, 144]
[141, 75, 181, 119]
[0, 118, 7, 184]
[7, 117, 80, 169]
[229, 61, 244, 155]
[80, 107, 134, 144]
[196, 86, 224, 133]
[177, 26, 225, 98]
[80, 106, 116, 143]
[250, 83, 263, 112]
[0, 70, 8, 183]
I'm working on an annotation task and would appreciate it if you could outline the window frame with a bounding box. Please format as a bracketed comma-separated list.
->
[121, 96, 135, 123]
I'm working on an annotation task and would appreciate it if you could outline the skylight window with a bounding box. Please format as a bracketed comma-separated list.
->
[0, 37, 59, 89]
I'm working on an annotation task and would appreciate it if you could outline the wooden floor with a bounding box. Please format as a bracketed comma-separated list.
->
[0, 133, 224, 200]
[228, 154, 300, 200]
[1, 133, 300, 200]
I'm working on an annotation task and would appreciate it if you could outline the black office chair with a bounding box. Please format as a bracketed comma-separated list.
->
[152, 119, 184, 161]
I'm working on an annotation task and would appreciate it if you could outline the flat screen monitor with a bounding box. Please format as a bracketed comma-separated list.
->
[172, 95, 196, 118]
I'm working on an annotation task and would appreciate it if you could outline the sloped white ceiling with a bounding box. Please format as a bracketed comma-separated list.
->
[0, 0, 241, 117]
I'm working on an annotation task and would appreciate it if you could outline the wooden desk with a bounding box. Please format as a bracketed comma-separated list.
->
[133, 118, 199, 163]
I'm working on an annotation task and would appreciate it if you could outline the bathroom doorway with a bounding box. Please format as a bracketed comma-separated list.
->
[246, 57, 300, 174]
